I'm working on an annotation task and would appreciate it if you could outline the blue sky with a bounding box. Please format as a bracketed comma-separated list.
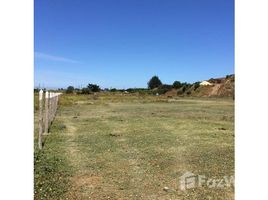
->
[34, 0, 234, 89]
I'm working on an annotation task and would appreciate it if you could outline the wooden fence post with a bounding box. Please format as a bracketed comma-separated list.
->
[52, 93, 55, 119]
[54, 94, 56, 118]
[38, 89, 43, 149]
[49, 92, 52, 125]
[44, 91, 49, 134]
[56, 93, 59, 111]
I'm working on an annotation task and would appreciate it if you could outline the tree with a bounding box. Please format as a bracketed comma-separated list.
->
[172, 81, 182, 89]
[66, 86, 74, 94]
[87, 83, 100, 92]
[148, 76, 162, 89]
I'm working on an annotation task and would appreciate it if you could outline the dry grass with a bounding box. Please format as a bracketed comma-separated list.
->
[34, 93, 234, 199]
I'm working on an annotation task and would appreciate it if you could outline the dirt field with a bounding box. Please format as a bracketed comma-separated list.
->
[34, 94, 234, 199]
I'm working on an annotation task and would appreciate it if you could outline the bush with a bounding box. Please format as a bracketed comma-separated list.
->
[66, 86, 74, 94]
[151, 85, 170, 95]
[177, 90, 184, 95]
[81, 87, 91, 94]
[155, 88, 169, 95]
[193, 82, 200, 90]
[177, 86, 187, 95]
[87, 84, 101, 92]
[126, 88, 134, 93]
[226, 74, 234, 79]
[159, 84, 172, 90]
[126, 88, 149, 93]
[148, 76, 162, 89]
[172, 81, 182, 89]
[181, 82, 191, 88]
[208, 78, 222, 84]
[182, 86, 187, 92]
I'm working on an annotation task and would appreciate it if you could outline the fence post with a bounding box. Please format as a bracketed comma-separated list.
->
[44, 91, 49, 134]
[38, 89, 43, 149]
[56, 94, 59, 111]
[52, 93, 55, 119]
[49, 92, 52, 125]
[54, 94, 56, 118]
[54, 93, 56, 118]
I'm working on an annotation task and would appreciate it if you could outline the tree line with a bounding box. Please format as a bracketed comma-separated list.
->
[66, 84, 101, 94]
[147, 75, 200, 95]
[62, 75, 200, 95]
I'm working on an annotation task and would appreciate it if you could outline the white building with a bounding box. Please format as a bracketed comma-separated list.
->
[200, 81, 213, 86]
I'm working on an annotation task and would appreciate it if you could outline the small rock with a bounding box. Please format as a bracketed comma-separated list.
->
[163, 186, 169, 192]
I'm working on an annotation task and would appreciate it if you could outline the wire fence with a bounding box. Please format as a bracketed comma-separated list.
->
[38, 90, 62, 149]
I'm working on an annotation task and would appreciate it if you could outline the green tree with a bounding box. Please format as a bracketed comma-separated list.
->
[87, 83, 101, 92]
[148, 76, 162, 89]
[66, 86, 74, 94]
[172, 81, 182, 89]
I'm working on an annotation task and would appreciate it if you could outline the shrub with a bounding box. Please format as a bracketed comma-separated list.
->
[226, 74, 234, 79]
[193, 82, 200, 90]
[126, 88, 134, 93]
[177, 89, 184, 95]
[66, 86, 74, 94]
[172, 81, 182, 89]
[182, 86, 187, 93]
[208, 78, 222, 84]
[87, 83, 101, 92]
[155, 88, 169, 95]
[149, 84, 171, 95]
[81, 87, 91, 94]
[159, 84, 172, 90]
[126, 88, 149, 93]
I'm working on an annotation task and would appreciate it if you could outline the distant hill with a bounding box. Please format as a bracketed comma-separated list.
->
[193, 74, 234, 97]
[164, 74, 235, 97]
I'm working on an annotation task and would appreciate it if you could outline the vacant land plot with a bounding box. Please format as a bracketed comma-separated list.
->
[34, 94, 234, 200]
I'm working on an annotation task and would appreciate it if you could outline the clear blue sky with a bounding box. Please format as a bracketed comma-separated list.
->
[34, 0, 234, 89]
